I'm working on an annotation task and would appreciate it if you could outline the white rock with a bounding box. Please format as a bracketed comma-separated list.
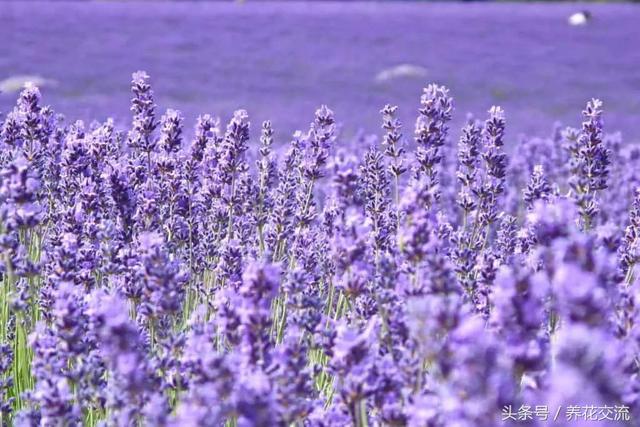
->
[0, 75, 57, 94]
[568, 11, 590, 27]
[375, 64, 427, 84]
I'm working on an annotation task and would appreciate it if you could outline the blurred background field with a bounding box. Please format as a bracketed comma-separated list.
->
[1, 1, 639, 142]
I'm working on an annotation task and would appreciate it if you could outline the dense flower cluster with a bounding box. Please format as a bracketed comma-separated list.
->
[0, 74, 638, 426]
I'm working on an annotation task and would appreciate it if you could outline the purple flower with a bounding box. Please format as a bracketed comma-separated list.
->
[456, 116, 482, 217]
[0, 155, 42, 232]
[566, 99, 610, 230]
[128, 71, 158, 156]
[87, 290, 165, 424]
[380, 104, 406, 181]
[135, 231, 189, 324]
[158, 109, 184, 154]
[523, 165, 552, 210]
[413, 84, 454, 201]
[476, 106, 508, 229]
[490, 266, 549, 373]
[360, 146, 394, 258]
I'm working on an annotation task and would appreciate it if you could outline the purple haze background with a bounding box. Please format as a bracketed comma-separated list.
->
[1, 1, 640, 142]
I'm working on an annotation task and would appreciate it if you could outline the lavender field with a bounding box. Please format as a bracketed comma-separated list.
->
[2, 2, 640, 427]
[1, 2, 640, 141]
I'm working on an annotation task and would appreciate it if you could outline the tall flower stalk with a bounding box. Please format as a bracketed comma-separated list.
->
[566, 99, 610, 230]
[380, 104, 406, 231]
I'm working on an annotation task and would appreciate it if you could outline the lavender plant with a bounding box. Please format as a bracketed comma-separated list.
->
[0, 73, 637, 427]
